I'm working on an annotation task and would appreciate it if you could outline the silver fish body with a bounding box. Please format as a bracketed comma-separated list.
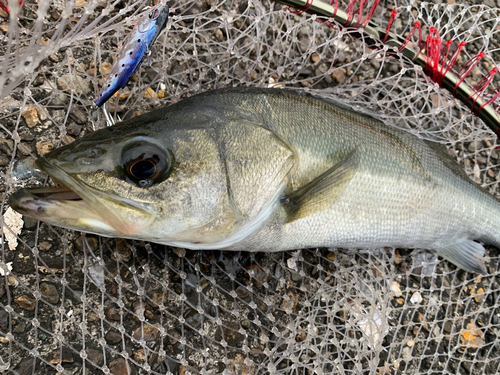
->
[10, 88, 499, 273]
[94, 5, 169, 107]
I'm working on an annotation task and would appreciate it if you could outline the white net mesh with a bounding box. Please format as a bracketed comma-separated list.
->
[1, 0, 500, 374]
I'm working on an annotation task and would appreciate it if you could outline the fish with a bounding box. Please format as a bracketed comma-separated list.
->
[93, 5, 169, 107]
[9, 87, 499, 274]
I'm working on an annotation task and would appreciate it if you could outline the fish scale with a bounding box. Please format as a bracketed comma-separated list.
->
[9, 87, 499, 274]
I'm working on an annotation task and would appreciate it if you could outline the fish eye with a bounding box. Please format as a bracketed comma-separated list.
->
[149, 9, 159, 20]
[121, 141, 172, 187]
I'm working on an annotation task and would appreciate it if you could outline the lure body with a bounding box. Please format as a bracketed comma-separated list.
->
[94, 5, 169, 107]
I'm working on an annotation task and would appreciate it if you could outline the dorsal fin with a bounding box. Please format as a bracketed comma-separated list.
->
[283, 149, 359, 222]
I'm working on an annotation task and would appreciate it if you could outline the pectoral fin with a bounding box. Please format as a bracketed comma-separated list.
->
[284, 149, 359, 222]
[436, 240, 487, 274]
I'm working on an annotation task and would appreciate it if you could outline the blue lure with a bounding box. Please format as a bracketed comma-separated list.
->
[94, 5, 169, 107]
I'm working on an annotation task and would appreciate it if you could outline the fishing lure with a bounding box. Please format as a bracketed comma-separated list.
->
[94, 5, 169, 108]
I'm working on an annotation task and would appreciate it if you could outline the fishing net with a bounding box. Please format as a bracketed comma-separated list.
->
[1, 0, 500, 374]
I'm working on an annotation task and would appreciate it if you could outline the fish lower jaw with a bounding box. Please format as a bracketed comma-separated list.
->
[8, 188, 120, 236]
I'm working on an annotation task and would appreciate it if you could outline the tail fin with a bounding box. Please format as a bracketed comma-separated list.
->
[436, 240, 487, 274]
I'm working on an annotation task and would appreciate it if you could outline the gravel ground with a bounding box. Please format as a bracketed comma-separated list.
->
[1, 0, 500, 374]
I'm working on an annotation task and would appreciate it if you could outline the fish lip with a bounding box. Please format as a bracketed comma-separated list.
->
[12, 156, 157, 236]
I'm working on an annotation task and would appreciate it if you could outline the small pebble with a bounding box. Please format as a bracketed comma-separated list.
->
[410, 291, 422, 304]
[331, 69, 345, 84]
[17, 143, 32, 156]
[85, 349, 104, 367]
[62, 135, 75, 145]
[113, 238, 131, 262]
[13, 158, 46, 180]
[36, 141, 54, 156]
[14, 295, 36, 311]
[40, 282, 60, 304]
[13, 357, 35, 375]
[21, 106, 47, 128]
[0, 154, 9, 167]
[75, 235, 99, 251]
[390, 281, 402, 297]
[48, 348, 74, 364]
[310, 52, 320, 63]
[370, 59, 380, 70]
[12, 320, 26, 333]
[151, 293, 167, 305]
[105, 330, 122, 345]
[0, 21, 8, 33]
[57, 74, 92, 95]
[2, 207, 23, 251]
[108, 358, 130, 375]
[227, 354, 252, 375]
[402, 346, 411, 361]
[474, 288, 485, 303]
[215, 28, 224, 41]
[75, 0, 88, 8]
[48, 54, 59, 62]
[66, 123, 83, 136]
[133, 350, 146, 363]
[0, 138, 14, 155]
[173, 247, 186, 258]
[18, 128, 35, 141]
[69, 105, 88, 125]
[33, 75, 45, 87]
[105, 304, 122, 321]
[86, 312, 99, 323]
[132, 324, 159, 341]
[0, 308, 8, 327]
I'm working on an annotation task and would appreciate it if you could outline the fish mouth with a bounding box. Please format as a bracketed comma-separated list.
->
[9, 157, 156, 237]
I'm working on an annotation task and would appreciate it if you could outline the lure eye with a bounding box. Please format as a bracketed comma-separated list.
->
[122, 141, 172, 187]
[149, 8, 159, 20]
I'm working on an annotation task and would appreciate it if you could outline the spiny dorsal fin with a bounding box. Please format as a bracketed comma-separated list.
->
[283, 149, 359, 222]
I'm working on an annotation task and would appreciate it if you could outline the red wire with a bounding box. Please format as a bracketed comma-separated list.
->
[286, 0, 313, 15]
[357, 0, 380, 28]
[436, 41, 466, 86]
[467, 67, 499, 114]
[382, 9, 397, 43]
[425, 27, 441, 81]
[0, 0, 10, 14]
[399, 21, 422, 52]
[453, 51, 485, 96]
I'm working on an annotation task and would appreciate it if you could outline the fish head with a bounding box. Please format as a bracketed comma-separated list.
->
[9, 99, 294, 246]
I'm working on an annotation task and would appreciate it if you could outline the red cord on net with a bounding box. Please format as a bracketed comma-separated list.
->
[453, 51, 485, 96]
[282, 0, 500, 131]
[286, 0, 382, 30]
[0, 0, 25, 15]
[354, 0, 381, 28]
[466, 67, 499, 114]
[436, 40, 467, 87]
[382, 9, 397, 43]
[478, 76, 500, 116]
[286, 0, 313, 15]
[398, 21, 422, 52]
[425, 27, 441, 81]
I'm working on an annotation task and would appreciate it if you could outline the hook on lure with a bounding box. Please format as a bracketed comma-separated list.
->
[93, 4, 169, 108]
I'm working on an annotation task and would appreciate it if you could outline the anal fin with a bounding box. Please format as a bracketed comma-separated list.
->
[436, 240, 487, 274]
[283, 149, 359, 223]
